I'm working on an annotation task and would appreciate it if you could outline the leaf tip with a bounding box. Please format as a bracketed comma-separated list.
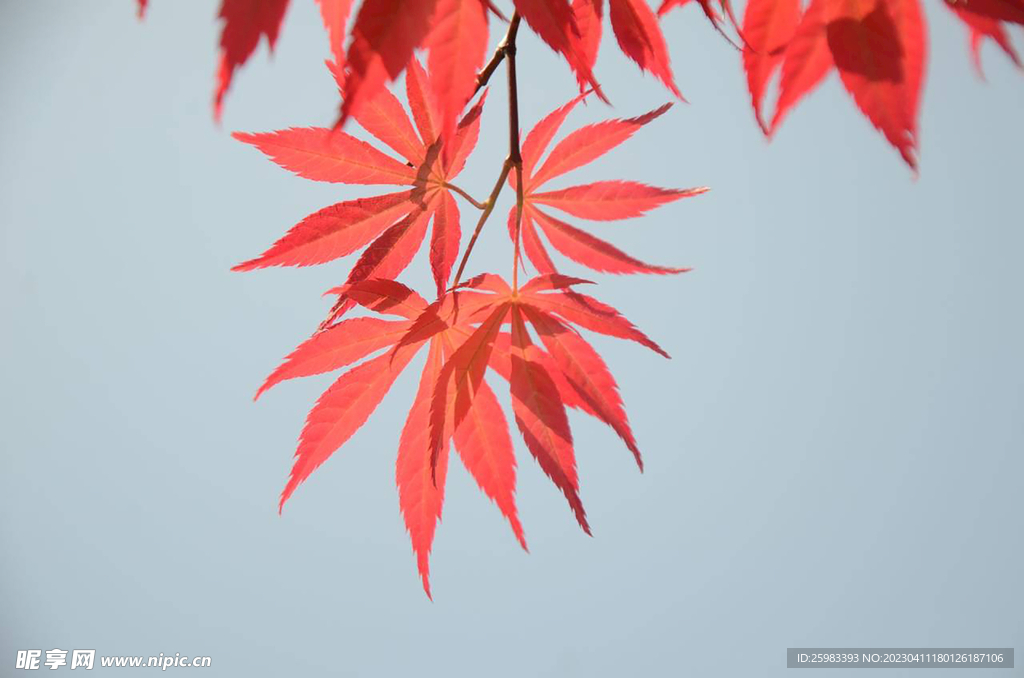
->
[254, 377, 275, 401]
[230, 130, 255, 145]
[322, 285, 345, 298]
[230, 259, 257, 273]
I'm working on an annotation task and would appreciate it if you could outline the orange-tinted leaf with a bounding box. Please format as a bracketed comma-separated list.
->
[232, 191, 414, 270]
[521, 273, 595, 293]
[214, 0, 290, 122]
[334, 278, 430, 319]
[344, 71, 425, 165]
[742, 0, 802, 132]
[256, 317, 411, 399]
[316, 0, 354, 67]
[389, 295, 467, 357]
[826, 0, 926, 170]
[608, 0, 683, 98]
[339, 0, 439, 127]
[406, 57, 442, 147]
[443, 90, 487, 176]
[491, 331, 602, 427]
[510, 208, 558, 275]
[232, 128, 417, 184]
[526, 288, 670, 357]
[490, 333, 585, 411]
[349, 206, 434, 282]
[529, 103, 672, 189]
[508, 306, 589, 533]
[279, 345, 417, 511]
[531, 206, 689, 275]
[506, 207, 554, 275]
[397, 339, 450, 598]
[425, 0, 489, 141]
[531, 181, 707, 221]
[430, 191, 461, 295]
[520, 93, 588, 182]
[452, 375, 528, 550]
[330, 206, 434, 318]
[523, 306, 642, 469]
[429, 303, 510, 474]
[453, 273, 513, 295]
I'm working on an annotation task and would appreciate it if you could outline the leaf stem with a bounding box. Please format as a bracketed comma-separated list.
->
[452, 13, 524, 289]
[451, 159, 512, 287]
[443, 182, 486, 210]
[474, 13, 521, 95]
[505, 16, 524, 292]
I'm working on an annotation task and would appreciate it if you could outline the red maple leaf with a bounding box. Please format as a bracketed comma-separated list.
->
[140, 0, 356, 120]
[509, 95, 708, 276]
[658, 0, 745, 48]
[744, 0, 928, 170]
[945, 0, 1023, 77]
[214, 0, 292, 122]
[564, 0, 685, 98]
[259, 270, 667, 595]
[317, 0, 355, 69]
[232, 59, 486, 307]
[742, 0, 802, 133]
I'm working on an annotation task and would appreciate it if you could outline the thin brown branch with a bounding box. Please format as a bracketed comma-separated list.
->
[452, 159, 513, 288]
[505, 17, 525, 292]
[473, 13, 521, 95]
[443, 182, 486, 210]
[504, 18, 523, 166]
[452, 13, 524, 289]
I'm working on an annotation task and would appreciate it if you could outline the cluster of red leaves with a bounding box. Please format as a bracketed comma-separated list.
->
[736, 0, 929, 167]
[233, 56, 704, 593]
[140, 0, 1021, 168]
[135, 0, 1021, 595]
[683, 0, 1021, 170]
[260, 273, 663, 597]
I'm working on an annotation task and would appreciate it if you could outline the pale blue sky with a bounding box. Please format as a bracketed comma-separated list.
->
[2, 2, 1022, 676]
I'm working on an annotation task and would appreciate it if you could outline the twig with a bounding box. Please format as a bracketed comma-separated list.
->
[451, 160, 512, 287]
[505, 18, 525, 292]
[443, 182, 486, 210]
[473, 12, 521, 95]
[451, 13, 524, 289]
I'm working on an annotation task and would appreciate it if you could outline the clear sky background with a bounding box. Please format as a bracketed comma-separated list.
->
[2, 1, 1022, 676]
